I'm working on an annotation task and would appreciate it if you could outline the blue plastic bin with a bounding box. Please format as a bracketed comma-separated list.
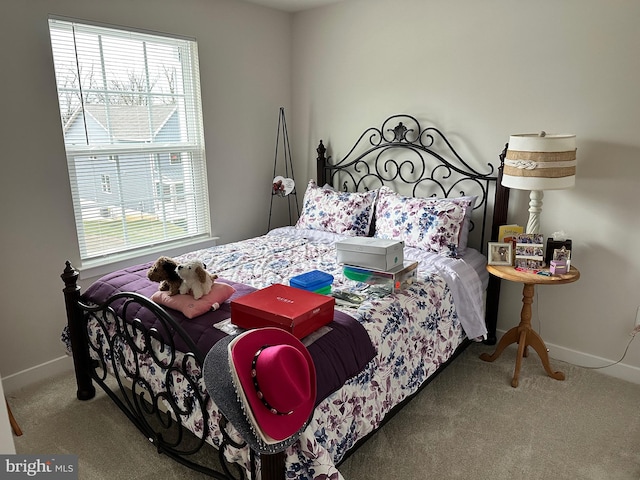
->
[289, 270, 334, 294]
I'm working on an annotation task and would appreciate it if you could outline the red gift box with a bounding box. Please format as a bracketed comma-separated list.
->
[230, 284, 335, 339]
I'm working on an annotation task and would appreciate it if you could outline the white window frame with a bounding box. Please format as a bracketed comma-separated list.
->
[48, 17, 211, 266]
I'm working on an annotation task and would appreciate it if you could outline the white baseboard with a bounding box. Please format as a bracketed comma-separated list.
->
[1, 356, 74, 395]
[496, 329, 640, 385]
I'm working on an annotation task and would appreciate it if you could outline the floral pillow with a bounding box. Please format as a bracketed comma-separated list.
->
[295, 179, 378, 236]
[374, 186, 470, 255]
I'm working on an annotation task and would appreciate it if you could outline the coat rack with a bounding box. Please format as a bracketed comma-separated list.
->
[267, 107, 299, 232]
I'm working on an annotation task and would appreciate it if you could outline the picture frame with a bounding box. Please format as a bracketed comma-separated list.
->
[488, 242, 513, 266]
[514, 258, 544, 270]
[515, 242, 545, 259]
[514, 233, 545, 269]
[553, 246, 571, 262]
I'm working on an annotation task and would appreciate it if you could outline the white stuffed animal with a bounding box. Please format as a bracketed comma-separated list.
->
[176, 260, 216, 300]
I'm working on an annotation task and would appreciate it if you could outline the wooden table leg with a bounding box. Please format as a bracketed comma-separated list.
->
[524, 328, 565, 381]
[5, 398, 22, 436]
[479, 325, 520, 363]
[510, 329, 528, 388]
[480, 282, 564, 387]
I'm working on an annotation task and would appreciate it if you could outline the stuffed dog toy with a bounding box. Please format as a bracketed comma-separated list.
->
[147, 256, 182, 296]
[176, 260, 218, 300]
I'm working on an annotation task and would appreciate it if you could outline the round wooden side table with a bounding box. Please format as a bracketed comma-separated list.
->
[480, 264, 580, 387]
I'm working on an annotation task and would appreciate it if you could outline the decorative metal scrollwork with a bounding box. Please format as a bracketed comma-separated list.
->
[78, 293, 251, 479]
[319, 114, 498, 251]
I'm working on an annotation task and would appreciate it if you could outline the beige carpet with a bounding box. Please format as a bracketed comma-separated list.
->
[9, 343, 640, 479]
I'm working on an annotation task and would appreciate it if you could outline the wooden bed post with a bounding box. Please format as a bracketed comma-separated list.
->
[484, 144, 510, 345]
[61, 261, 96, 401]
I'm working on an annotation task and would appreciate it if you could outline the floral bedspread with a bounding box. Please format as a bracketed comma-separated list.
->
[73, 227, 484, 480]
[178, 228, 477, 479]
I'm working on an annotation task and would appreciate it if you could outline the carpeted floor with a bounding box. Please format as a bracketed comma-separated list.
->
[9, 343, 640, 479]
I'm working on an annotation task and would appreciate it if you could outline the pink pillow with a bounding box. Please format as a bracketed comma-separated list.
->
[151, 282, 236, 319]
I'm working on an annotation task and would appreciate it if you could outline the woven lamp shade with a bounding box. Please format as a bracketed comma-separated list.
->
[502, 133, 577, 191]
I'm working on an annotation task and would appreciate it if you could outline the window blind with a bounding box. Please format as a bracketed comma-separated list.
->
[48, 18, 210, 263]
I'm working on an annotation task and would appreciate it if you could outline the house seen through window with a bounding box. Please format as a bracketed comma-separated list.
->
[101, 174, 111, 194]
[48, 17, 210, 263]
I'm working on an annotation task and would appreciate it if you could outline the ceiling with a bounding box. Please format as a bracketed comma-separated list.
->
[239, 0, 346, 12]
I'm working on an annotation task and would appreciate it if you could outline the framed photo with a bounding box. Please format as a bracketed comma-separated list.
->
[488, 242, 513, 266]
[515, 242, 545, 258]
[553, 246, 571, 262]
[515, 233, 544, 245]
[515, 258, 544, 270]
[515, 233, 545, 269]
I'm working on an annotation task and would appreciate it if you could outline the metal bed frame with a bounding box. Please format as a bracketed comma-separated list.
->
[61, 113, 509, 480]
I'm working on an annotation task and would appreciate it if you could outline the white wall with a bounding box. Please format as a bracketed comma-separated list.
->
[0, 0, 292, 390]
[2, 0, 639, 392]
[291, 0, 640, 381]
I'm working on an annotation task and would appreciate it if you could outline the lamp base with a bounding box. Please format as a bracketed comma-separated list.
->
[525, 190, 543, 234]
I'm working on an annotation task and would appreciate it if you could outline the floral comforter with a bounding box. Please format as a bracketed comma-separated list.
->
[179, 227, 486, 479]
[72, 226, 487, 480]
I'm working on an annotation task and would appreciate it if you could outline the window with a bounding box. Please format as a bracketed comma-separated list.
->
[48, 17, 210, 263]
[170, 152, 182, 165]
[101, 174, 111, 193]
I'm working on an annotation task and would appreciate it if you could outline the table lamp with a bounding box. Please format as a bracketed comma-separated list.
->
[502, 132, 577, 234]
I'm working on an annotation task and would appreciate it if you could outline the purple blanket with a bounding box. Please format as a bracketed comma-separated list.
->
[83, 261, 376, 404]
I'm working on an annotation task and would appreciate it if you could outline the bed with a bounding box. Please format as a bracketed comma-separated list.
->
[60, 114, 509, 480]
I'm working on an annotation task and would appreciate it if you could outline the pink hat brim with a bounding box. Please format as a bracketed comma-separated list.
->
[231, 327, 316, 441]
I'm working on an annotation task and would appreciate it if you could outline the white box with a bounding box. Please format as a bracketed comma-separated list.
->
[336, 237, 404, 271]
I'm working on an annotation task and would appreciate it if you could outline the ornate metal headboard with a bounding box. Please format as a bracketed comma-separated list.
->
[316, 114, 505, 254]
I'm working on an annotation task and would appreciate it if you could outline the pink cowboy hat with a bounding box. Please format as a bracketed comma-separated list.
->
[228, 327, 316, 443]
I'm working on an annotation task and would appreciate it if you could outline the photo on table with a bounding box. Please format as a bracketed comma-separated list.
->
[488, 242, 512, 266]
